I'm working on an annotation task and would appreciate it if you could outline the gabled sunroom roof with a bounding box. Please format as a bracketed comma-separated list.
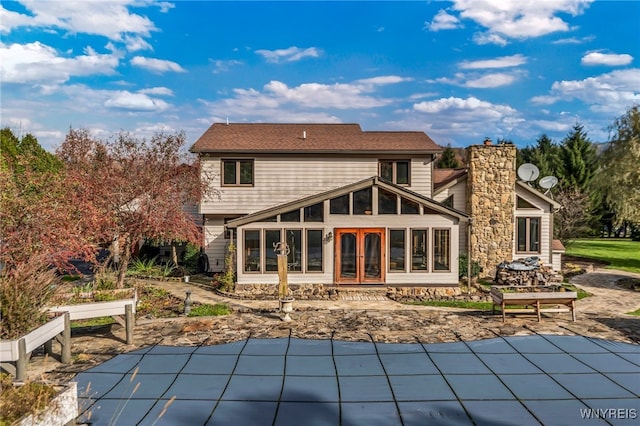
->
[226, 176, 469, 228]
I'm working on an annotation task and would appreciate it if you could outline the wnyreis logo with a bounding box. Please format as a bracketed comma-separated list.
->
[579, 408, 637, 420]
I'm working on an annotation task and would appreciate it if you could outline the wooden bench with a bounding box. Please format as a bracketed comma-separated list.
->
[491, 286, 577, 322]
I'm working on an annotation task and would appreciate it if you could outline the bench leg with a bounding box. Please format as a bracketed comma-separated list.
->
[571, 300, 576, 321]
[502, 302, 506, 323]
[536, 301, 541, 322]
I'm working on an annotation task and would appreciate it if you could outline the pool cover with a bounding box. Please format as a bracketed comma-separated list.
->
[75, 335, 639, 425]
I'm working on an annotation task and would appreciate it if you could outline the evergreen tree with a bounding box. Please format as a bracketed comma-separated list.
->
[518, 134, 560, 179]
[437, 144, 461, 168]
[557, 124, 597, 190]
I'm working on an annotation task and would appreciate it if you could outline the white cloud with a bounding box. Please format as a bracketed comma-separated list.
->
[355, 76, 413, 85]
[130, 56, 186, 73]
[0, 0, 157, 41]
[472, 32, 508, 46]
[138, 87, 174, 96]
[552, 35, 595, 45]
[460, 54, 527, 69]
[255, 46, 321, 63]
[427, 9, 462, 31]
[201, 76, 408, 122]
[429, 71, 521, 88]
[0, 41, 119, 84]
[123, 35, 153, 52]
[533, 69, 640, 114]
[104, 91, 171, 112]
[530, 120, 573, 133]
[581, 52, 633, 66]
[413, 96, 517, 121]
[464, 73, 518, 88]
[449, 0, 594, 43]
[211, 59, 243, 74]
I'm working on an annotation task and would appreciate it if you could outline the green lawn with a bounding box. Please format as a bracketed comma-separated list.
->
[565, 239, 640, 274]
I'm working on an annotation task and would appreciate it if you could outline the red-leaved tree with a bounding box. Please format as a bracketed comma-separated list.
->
[57, 129, 213, 288]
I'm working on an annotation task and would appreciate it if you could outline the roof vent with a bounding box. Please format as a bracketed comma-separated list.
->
[303, 131, 307, 140]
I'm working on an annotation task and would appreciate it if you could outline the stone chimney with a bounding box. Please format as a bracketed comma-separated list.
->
[466, 143, 516, 278]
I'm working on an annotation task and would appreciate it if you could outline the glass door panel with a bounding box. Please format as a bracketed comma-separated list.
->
[335, 228, 385, 284]
[363, 232, 381, 280]
[340, 232, 357, 279]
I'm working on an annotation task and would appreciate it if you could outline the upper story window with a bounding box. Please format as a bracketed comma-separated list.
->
[379, 160, 410, 185]
[223, 159, 254, 186]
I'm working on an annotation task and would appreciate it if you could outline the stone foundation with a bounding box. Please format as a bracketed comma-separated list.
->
[219, 283, 491, 303]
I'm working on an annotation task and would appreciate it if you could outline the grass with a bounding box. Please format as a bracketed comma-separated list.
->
[187, 303, 231, 317]
[71, 316, 115, 328]
[566, 238, 640, 274]
[627, 308, 640, 316]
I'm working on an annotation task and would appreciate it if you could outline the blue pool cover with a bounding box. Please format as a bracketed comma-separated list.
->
[75, 335, 639, 425]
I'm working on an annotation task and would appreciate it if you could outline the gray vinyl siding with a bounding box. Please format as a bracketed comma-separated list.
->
[200, 155, 433, 215]
[203, 215, 227, 273]
[513, 186, 553, 267]
[433, 180, 467, 255]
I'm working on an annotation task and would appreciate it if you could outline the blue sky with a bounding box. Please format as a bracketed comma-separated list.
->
[1, 1, 639, 151]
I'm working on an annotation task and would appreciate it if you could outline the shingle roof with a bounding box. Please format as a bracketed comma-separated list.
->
[190, 123, 442, 153]
[433, 168, 468, 191]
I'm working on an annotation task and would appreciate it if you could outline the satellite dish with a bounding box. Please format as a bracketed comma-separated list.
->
[517, 163, 540, 183]
[539, 176, 558, 190]
[539, 175, 558, 197]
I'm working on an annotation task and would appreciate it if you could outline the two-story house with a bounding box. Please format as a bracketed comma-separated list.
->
[190, 123, 562, 291]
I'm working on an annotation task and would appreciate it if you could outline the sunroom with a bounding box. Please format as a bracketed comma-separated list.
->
[227, 177, 468, 287]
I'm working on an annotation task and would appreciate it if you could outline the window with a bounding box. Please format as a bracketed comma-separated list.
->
[441, 195, 454, 209]
[401, 197, 419, 214]
[378, 189, 397, 214]
[330, 194, 350, 214]
[353, 188, 372, 215]
[223, 159, 254, 186]
[379, 160, 410, 185]
[304, 203, 324, 222]
[411, 229, 427, 271]
[286, 229, 302, 272]
[244, 230, 261, 272]
[264, 230, 281, 272]
[433, 229, 450, 271]
[389, 230, 405, 271]
[517, 217, 541, 253]
[517, 196, 537, 209]
[281, 209, 301, 222]
[306, 230, 323, 272]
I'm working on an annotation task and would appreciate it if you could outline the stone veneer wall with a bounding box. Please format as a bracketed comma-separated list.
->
[222, 284, 491, 302]
[466, 144, 516, 278]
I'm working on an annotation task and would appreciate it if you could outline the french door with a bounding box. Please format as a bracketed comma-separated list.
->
[335, 228, 385, 284]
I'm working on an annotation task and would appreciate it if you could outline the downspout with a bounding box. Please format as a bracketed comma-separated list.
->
[467, 217, 473, 296]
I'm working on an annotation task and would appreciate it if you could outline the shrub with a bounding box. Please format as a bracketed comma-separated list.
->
[459, 254, 481, 279]
[215, 242, 236, 292]
[0, 373, 58, 424]
[0, 259, 59, 340]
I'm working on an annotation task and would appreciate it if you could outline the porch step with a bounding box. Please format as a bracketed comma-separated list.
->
[336, 289, 389, 301]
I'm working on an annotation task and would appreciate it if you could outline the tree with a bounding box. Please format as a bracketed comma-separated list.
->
[553, 186, 593, 245]
[519, 134, 560, 180]
[597, 106, 640, 226]
[437, 144, 461, 168]
[57, 129, 213, 287]
[557, 124, 597, 190]
[0, 129, 92, 270]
